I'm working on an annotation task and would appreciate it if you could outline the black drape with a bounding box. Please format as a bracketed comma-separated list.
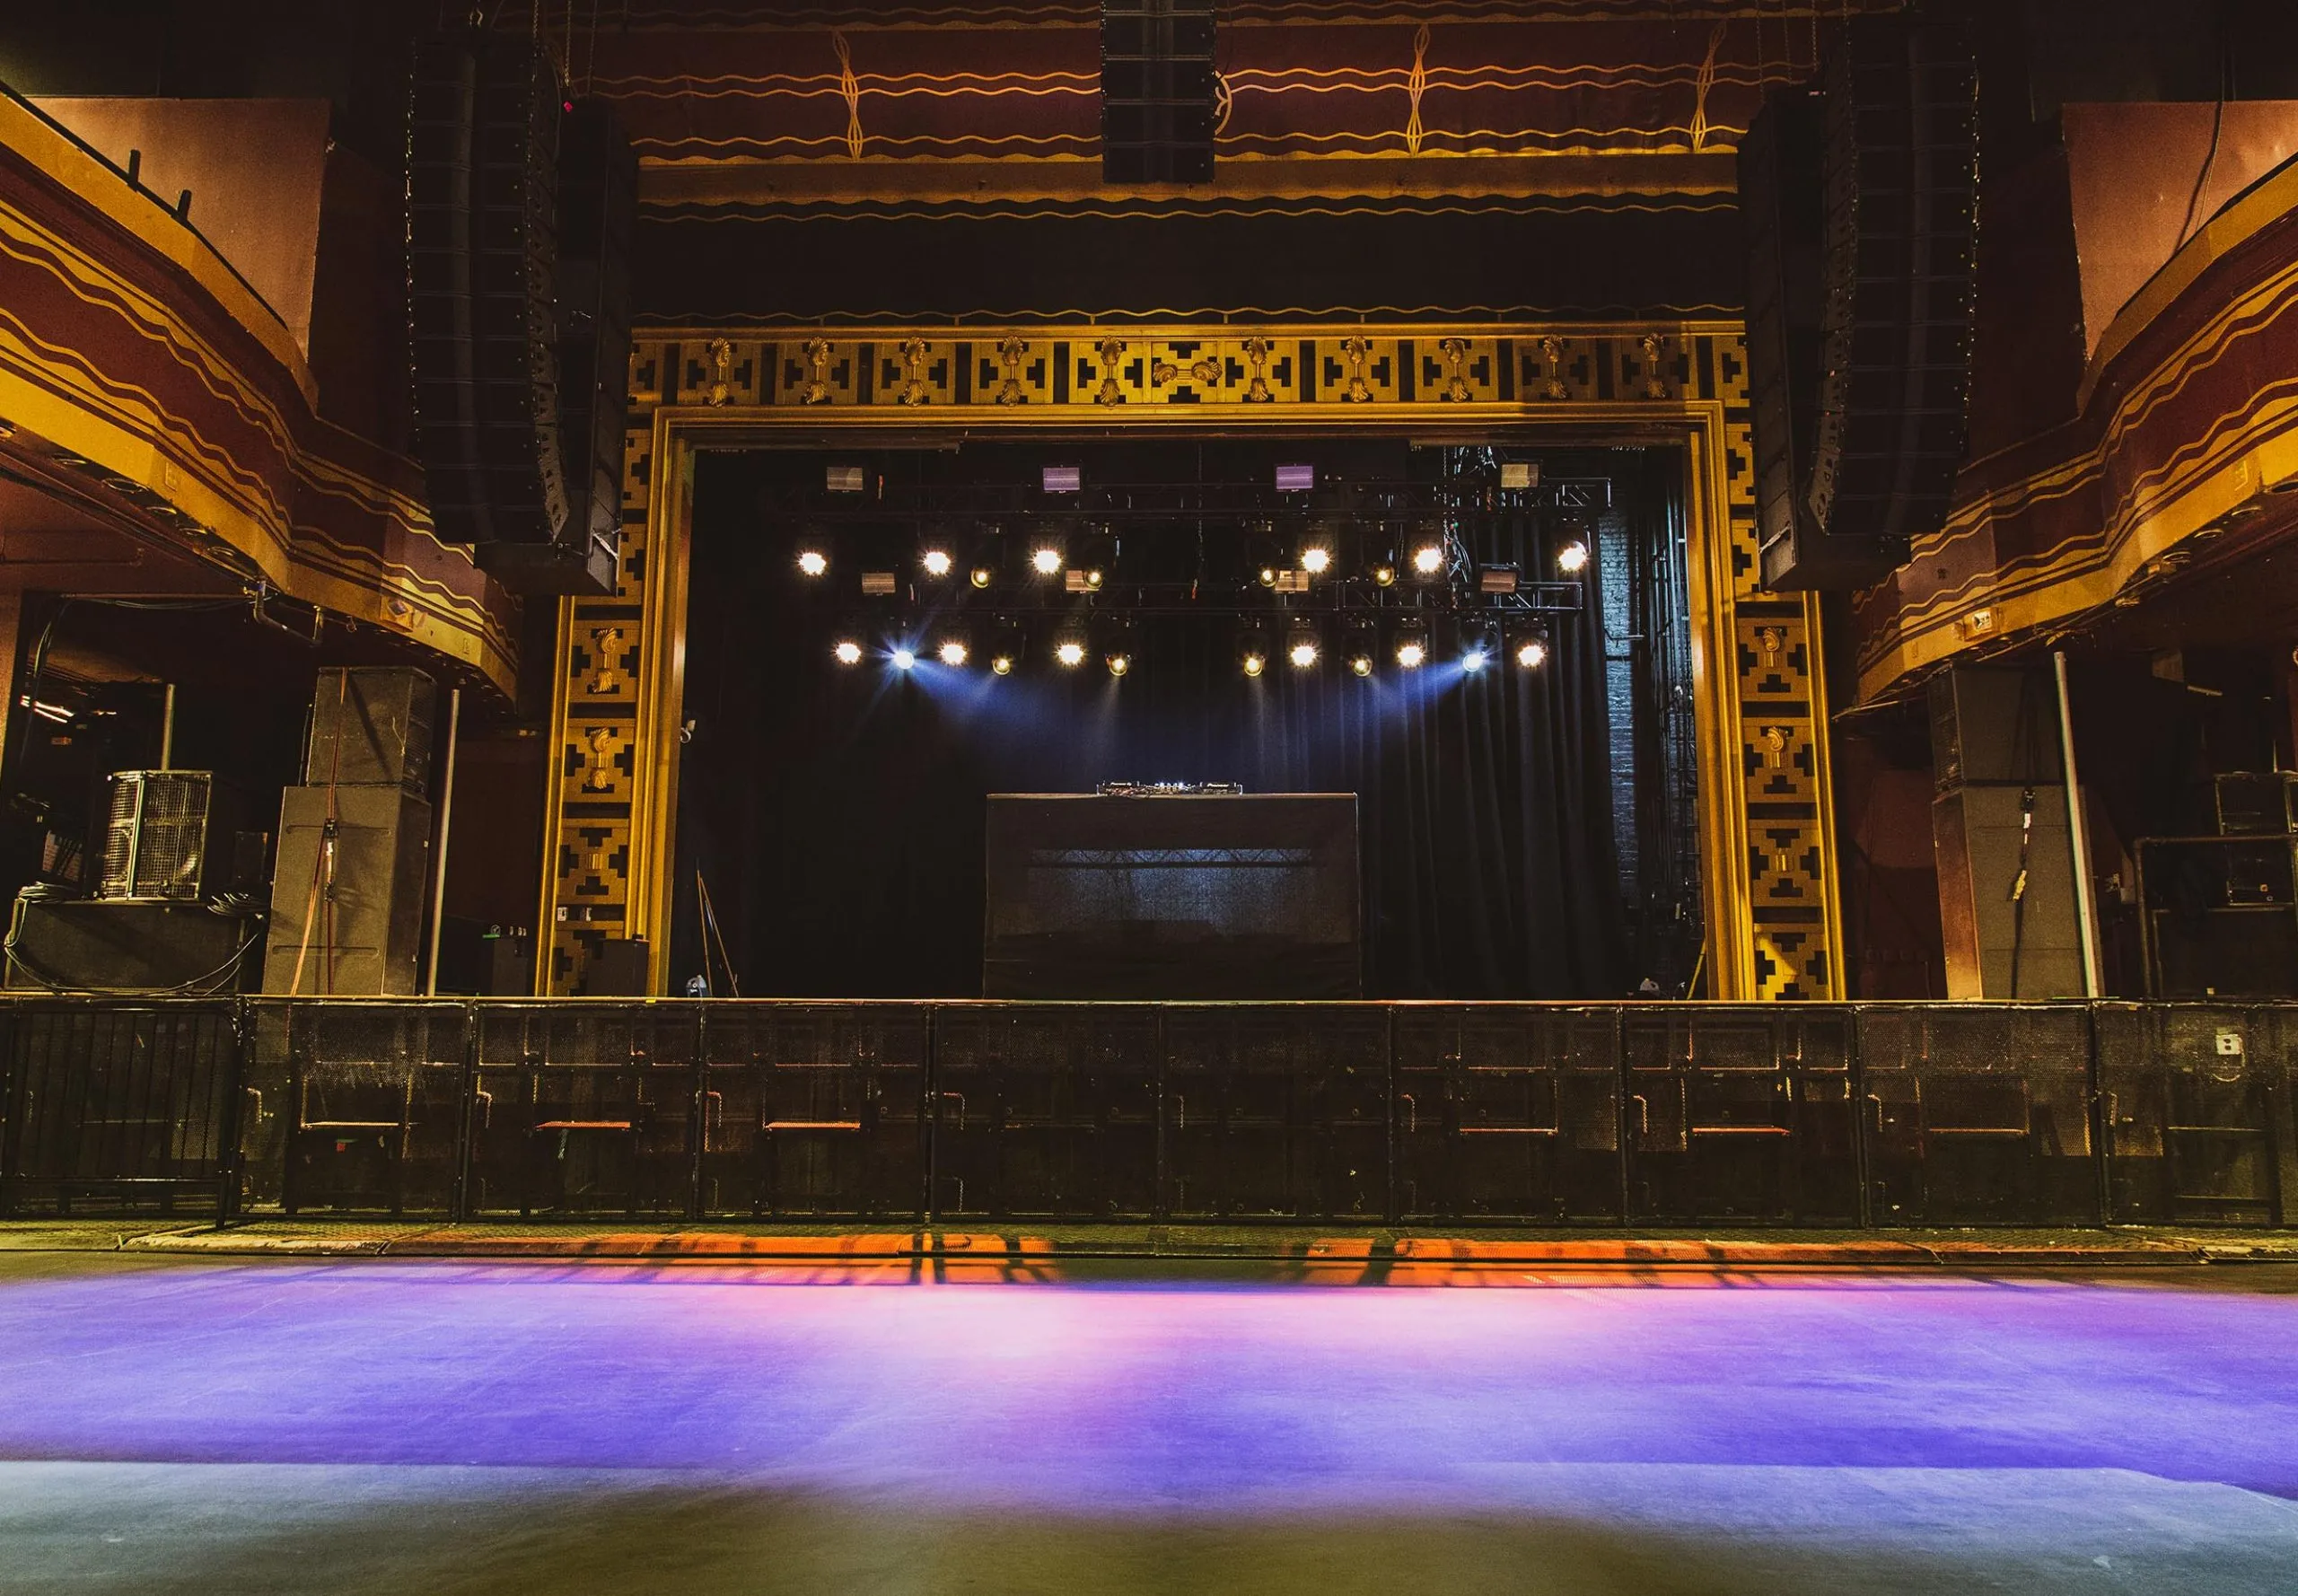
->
[672, 461, 1635, 1001]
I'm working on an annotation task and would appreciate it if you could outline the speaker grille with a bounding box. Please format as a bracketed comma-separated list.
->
[97, 773, 215, 902]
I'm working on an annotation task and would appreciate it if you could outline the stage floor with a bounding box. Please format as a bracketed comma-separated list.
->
[1, 1252, 2295, 1593]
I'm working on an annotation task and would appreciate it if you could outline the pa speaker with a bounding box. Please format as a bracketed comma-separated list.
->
[1746, 15, 1978, 591]
[1101, 0, 1217, 185]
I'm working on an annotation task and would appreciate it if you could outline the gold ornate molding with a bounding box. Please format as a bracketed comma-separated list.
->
[539, 321, 1842, 1002]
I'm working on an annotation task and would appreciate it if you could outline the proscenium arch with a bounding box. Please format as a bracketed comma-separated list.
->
[538, 324, 1843, 1003]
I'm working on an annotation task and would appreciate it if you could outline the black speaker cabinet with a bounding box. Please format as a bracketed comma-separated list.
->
[6, 894, 261, 992]
[1927, 666, 2064, 791]
[1934, 785, 2086, 999]
[263, 787, 433, 996]
[1747, 14, 1978, 590]
[1101, 0, 1217, 185]
[304, 668, 437, 796]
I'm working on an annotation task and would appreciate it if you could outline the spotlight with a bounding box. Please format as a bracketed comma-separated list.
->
[1032, 545, 1065, 577]
[1394, 621, 1429, 669]
[1259, 566, 1280, 588]
[969, 564, 996, 589]
[1300, 545, 1333, 576]
[938, 639, 969, 667]
[1286, 620, 1320, 670]
[1237, 621, 1270, 678]
[921, 548, 954, 579]
[1509, 620, 1551, 669]
[1342, 622, 1378, 678]
[833, 638, 863, 665]
[1557, 539, 1590, 575]
[1102, 618, 1136, 677]
[1055, 639, 1086, 668]
[1411, 542, 1446, 577]
[797, 548, 829, 578]
[989, 618, 1025, 675]
[1460, 619, 1499, 674]
[891, 647, 917, 671]
[1371, 561, 1398, 587]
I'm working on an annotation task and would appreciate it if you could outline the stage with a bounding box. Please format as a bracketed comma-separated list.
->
[1, 1245, 2295, 1592]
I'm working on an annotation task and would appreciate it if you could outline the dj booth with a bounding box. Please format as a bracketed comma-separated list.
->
[983, 793, 1361, 998]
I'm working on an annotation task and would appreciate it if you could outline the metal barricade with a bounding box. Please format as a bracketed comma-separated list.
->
[931, 1004, 1159, 1218]
[0, 999, 240, 1215]
[700, 1002, 928, 1218]
[1394, 1005, 1622, 1222]
[468, 1002, 699, 1218]
[243, 1000, 471, 1218]
[1859, 1004, 2099, 1225]
[1623, 1005, 1858, 1223]
[1162, 1005, 1388, 1220]
[2096, 1004, 2290, 1226]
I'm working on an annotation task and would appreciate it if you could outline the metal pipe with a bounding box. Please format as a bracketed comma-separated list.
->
[157, 682, 174, 768]
[424, 687, 461, 995]
[2053, 651, 2103, 996]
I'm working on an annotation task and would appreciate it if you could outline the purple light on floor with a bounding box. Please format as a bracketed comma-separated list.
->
[1, 1267, 2295, 1511]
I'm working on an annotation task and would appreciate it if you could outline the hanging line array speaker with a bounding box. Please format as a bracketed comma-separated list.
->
[1742, 14, 1979, 592]
[1101, 0, 1218, 185]
[408, 32, 633, 596]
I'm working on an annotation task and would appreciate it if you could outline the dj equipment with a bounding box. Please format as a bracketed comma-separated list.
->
[984, 794, 1361, 999]
[1094, 781, 1245, 796]
[1101, 0, 1217, 184]
[1742, 14, 1979, 590]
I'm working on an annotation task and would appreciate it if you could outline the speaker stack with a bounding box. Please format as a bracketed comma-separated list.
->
[1741, 15, 1980, 591]
[409, 32, 635, 595]
[1101, 0, 1218, 185]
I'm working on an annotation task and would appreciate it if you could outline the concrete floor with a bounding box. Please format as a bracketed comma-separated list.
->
[1, 1253, 2295, 1593]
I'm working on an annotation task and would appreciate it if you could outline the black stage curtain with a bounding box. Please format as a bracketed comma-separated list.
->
[673, 472, 1632, 1001]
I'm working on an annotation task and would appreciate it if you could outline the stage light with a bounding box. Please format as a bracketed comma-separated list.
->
[1236, 620, 1270, 678]
[988, 618, 1025, 676]
[1460, 619, 1500, 674]
[1343, 622, 1377, 678]
[1394, 621, 1429, 669]
[1557, 539, 1590, 574]
[921, 548, 953, 579]
[1412, 542, 1446, 577]
[1286, 620, 1321, 670]
[991, 653, 1015, 675]
[1053, 640, 1084, 667]
[833, 638, 863, 665]
[938, 639, 969, 667]
[1509, 619, 1551, 669]
[1300, 546, 1332, 576]
[797, 548, 829, 578]
[1032, 546, 1064, 576]
[891, 647, 917, 671]
[1461, 643, 1489, 673]
[969, 565, 996, 589]
[1106, 651, 1130, 677]
[1372, 561, 1398, 587]
[1259, 566, 1279, 588]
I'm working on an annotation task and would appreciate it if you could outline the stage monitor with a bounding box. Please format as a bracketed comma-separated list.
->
[983, 794, 1361, 999]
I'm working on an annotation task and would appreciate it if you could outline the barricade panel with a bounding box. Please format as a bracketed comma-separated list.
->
[1161, 1006, 1387, 1220]
[1623, 1006, 1857, 1223]
[0, 1000, 238, 1215]
[468, 1002, 699, 1218]
[699, 1003, 927, 1218]
[1858, 1004, 2098, 1225]
[931, 1004, 1158, 1218]
[1394, 1006, 1622, 1222]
